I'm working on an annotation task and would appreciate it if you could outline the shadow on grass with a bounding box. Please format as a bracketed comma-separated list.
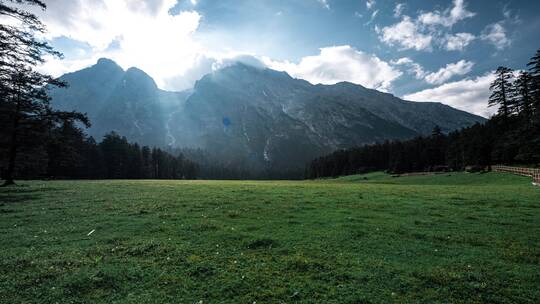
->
[0, 184, 57, 204]
[0, 193, 41, 204]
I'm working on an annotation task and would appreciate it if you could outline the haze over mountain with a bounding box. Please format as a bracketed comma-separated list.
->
[50, 58, 484, 170]
[49, 58, 189, 147]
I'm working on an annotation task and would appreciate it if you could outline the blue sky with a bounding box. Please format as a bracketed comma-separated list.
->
[31, 0, 540, 116]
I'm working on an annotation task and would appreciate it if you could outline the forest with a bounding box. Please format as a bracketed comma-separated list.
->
[306, 51, 540, 178]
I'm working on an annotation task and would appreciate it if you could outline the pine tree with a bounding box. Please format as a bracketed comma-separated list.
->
[512, 71, 534, 121]
[1, 1, 88, 185]
[141, 146, 153, 178]
[428, 125, 446, 168]
[46, 119, 88, 178]
[1, 67, 89, 185]
[527, 49, 540, 121]
[489, 66, 515, 120]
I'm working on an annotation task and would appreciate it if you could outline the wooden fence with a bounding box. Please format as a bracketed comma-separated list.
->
[492, 165, 540, 185]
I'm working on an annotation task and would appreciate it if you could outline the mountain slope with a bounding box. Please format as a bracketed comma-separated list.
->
[50, 59, 485, 171]
[168, 63, 484, 170]
[317, 81, 482, 134]
[49, 58, 188, 146]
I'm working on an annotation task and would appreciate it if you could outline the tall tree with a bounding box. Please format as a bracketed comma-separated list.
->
[489, 66, 515, 120]
[527, 49, 540, 121]
[46, 118, 89, 178]
[512, 71, 534, 121]
[1, 1, 88, 185]
[0, 1, 53, 83]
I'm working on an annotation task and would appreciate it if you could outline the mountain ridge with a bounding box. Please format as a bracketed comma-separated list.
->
[50, 58, 485, 170]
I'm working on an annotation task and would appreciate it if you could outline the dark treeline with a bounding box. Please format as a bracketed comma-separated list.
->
[2, 119, 199, 180]
[46, 122, 199, 180]
[307, 49, 540, 178]
[168, 148, 304, 180]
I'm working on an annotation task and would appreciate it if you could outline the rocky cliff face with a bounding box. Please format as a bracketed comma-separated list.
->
[50, 59, 485, 170]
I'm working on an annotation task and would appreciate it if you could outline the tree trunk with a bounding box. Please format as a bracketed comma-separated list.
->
[501, 76, 509, 121]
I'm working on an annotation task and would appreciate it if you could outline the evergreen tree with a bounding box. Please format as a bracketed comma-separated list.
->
[1, 0, 87, 185]
[1, 66, 89, 185]
[527, 49, 540, 121]
[489, 66, 515, 120]
[512, 71, 534, 121]
[141, 146, 153, 178]
[81, 137, 104, 179]
[428, 126, 446, 169]
[46, 119, 87, 178]
[0, 1, 51, 71]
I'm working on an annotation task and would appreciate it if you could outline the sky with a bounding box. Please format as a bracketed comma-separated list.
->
[25, 0, 540, 117]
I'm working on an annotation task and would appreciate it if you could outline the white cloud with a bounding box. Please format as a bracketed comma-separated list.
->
[503, 5, 511, 19]
[365, 10, 379, 25]
[162, 52, 268, 90]
[393, 3, 405, 18]
[392, 57, 473, 84]
[379, 1, 478, 52]
[418, 0, 475, 27]
[404, 72, 496, 117]
[392, 57, 413, 65]
[481, 22, 511, 50]
[161, 54, 215, 91]
[366, 0, 376, 10]
[318, 0, 330, 9]
[29, 0, 205, 90]
[214, 54, 267, 70]
[445, 32, 475, 51]
[424, 60, 474, 84]
[263, 45, 402, 92]
[37, 55, 98, 79]
[502, 4, 521, 25]
[377, 16, 433, 51]
[391, 57, 427, 79]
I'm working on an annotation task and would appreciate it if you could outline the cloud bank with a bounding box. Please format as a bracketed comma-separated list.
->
[264, 45, 402, 91]
[392, 58, 474, 85]
[377, 0, 478, 52]
[377, 16, 433, 51]
[404, 73, 496, 117]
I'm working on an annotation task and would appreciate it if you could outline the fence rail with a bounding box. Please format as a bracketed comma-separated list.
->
[492, 165, 540, 185]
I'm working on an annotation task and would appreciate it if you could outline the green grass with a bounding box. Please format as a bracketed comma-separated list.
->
[0, 172, 539, 303]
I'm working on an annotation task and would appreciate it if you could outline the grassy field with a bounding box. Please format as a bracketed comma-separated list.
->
[1, 172, 539, 303]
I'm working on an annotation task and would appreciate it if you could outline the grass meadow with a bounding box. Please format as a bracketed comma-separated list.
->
[1, 172, 539, 303]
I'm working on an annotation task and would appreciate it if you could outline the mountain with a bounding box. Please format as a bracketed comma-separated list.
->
[168, 63, 484, 170]
[49, 58, 189, 147]
[50, 59, 485, 171]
